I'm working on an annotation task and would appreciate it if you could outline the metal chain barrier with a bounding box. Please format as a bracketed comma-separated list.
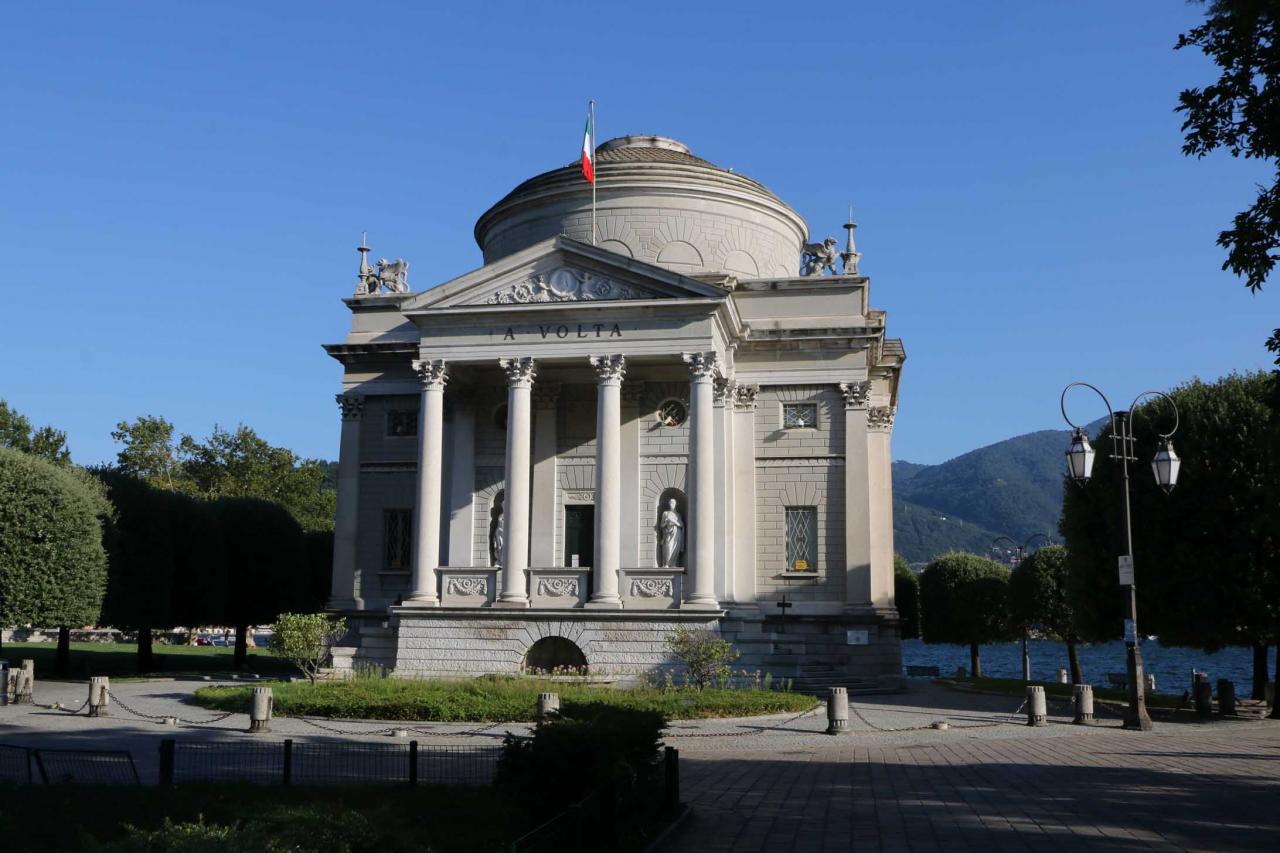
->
[666, 702, 824, 739]
[29, 692, 91, 715]
[104, 689, 238, 727]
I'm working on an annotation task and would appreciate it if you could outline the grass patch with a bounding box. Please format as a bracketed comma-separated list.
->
[0, 641, 292, 680]
[948, 676, 1184, 708]
[192, 676, 818, 722]
[0, 782, 521, 853]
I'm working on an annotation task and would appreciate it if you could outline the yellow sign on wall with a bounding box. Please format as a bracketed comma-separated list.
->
[793, 560, 808, 571]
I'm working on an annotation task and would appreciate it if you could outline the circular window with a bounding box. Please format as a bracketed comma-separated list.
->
[494, 403, 508, 431]
[656, 398, 688, 428]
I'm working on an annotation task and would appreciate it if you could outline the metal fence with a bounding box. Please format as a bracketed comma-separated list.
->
[32, 748, 140, 785]
[0, 744, 32, 784]
[161, 739, 501, 787]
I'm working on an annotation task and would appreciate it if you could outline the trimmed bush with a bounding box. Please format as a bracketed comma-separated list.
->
[919, 551, 1014, 677]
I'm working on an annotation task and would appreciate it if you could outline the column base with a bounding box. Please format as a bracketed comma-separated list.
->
[585, 596, 623, 610]
[682, 596, 721, 611]
[402, 594, 440, 607]
[493, 596, 530, 609]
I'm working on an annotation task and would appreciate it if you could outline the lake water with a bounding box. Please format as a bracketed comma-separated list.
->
[902, 638, 1276, 696]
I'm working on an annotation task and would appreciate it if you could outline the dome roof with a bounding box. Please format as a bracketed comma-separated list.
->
[474, 136, 808, 279]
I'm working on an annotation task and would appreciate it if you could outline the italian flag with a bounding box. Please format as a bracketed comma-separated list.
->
[581, 115, 595, 184]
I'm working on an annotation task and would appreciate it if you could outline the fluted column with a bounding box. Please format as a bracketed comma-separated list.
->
[682, 351, 720, 609]
[407, 360, 447, 605]
[588, 355, 625, 609]
[496, 357, 536, 608]
[329, 394, 363, 610]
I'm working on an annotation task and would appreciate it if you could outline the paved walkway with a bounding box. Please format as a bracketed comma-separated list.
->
[3, 679, 1278, 850]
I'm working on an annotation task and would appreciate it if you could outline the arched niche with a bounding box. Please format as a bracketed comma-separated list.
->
[654, 488, 688, 568]
[524, 636, 588, 673]
[656, 240, 703, 272]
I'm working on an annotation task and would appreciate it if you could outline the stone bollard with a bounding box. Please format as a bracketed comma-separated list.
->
[88, 676, 110, 717]
[249, 686, 273, 733]
[1073, 684, 1094, 725]
[1056, 669, 1069, 685]
[14, 660, 34, 705]
[1026, 685, 1047, 727]
[536, 692, 560, 722]
[1217, 679, 1236, 717]
[826, 687, 849, 735]
[1194, 678, 1213, 718]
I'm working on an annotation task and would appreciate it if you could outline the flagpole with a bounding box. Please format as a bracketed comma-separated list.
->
[590, 98, 597, 245]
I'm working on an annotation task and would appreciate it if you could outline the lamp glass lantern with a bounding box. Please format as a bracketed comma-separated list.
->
[1066, 428, 1095, 483]
[1151, 439, 1180, 493]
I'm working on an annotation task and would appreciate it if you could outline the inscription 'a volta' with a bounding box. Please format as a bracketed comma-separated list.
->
[501, 323, 623, 341]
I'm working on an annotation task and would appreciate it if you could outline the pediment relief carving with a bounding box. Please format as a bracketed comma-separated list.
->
[481, 266, 653, 305]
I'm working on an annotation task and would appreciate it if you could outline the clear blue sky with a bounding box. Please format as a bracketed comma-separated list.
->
[2, 1, 1273, 467]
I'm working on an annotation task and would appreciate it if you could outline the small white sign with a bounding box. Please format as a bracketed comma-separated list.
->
[1117, 555, 1135, 586]
[1124, 618, 1136, 644]
[570, 554, 580, 568]
[846, 629, 869, 646]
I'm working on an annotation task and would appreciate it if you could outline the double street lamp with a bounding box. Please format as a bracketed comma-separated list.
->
[1060, 382, 1181, 731]
[990, 533, 1051, 682]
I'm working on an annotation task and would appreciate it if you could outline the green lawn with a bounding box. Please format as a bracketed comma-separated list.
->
[0, 783, 521, 853]
[193, 675, 818, 722]
[0, 641, 293, 679]
[948, 676, 1184, 709]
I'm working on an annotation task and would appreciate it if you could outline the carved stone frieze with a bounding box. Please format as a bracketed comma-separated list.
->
[446, 577, 488, 596]
[630, 578, 674, 598]
[484, 267, 642, 304]
[537, 577, 579, 597]
[867, 405, 896, 432]
[563, 490, 595, 503]
[411, 359, 448, 389]
[499, 357, 537, 388]
[336, 394, 364, 420]
[839, 381, 872, 410]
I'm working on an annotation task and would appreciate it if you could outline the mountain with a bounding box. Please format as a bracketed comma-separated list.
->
[892, 426, 1084, 565]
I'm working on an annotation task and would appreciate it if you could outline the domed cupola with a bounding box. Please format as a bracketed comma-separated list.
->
[474, 135, 809, 279]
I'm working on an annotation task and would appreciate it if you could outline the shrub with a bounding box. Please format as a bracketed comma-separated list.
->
[269, 612, 347, 683]
[665, 626, 739, 689]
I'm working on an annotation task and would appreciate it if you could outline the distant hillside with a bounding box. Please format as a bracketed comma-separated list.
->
[892, 426, 1086, 564]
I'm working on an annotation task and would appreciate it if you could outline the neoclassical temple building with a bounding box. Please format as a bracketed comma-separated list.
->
[325, 135, 905, 687]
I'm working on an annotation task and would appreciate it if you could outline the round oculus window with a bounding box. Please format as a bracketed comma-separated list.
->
[657, 399, 688, 428]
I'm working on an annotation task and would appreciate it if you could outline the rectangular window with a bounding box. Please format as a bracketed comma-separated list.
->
[383, 509, 412, 571]
[785, 506, 817, 571]
[387, 410, 417, 437]
[782, 403, 818, 430]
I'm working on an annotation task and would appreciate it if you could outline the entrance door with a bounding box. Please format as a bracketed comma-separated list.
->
[563, 505, 595, 570]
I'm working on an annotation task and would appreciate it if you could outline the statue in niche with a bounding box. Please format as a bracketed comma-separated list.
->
[490, 501, 505, 567]
[659, 498, 685, 568]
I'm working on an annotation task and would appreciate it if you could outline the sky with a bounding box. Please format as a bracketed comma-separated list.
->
[1, 1, 1274, 467]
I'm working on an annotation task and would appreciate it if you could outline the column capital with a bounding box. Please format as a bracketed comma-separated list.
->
[713, 377, 735, 406]
[589, 354, 627, 386]
[839, 380, 872, 410]
[732, 384, 759, 411]
[412, 359, 449, 389]
[682, 351, 720, 383]
[532, 381, 562, 408]
[499, 356, 537, 388]
[868, 405, 896, 432]
[336, 394, 364, 420]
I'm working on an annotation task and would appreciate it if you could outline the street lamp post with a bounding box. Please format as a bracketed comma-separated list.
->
[1061, 382, 1181, 732]
[991, 533, 1050, 682]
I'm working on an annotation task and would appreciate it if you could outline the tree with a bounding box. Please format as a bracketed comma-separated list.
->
[0, 448, 109, 673]
[212, 497, 309, 667]
[0, 400, 70, 466]
[167, 493, 228, 636]
[269, 613, 347, 683]
[1177, 1, 1280, 366]
[893, 554, 921, 640]
[112, 415, 181, 488]
[1010, 545, 1084, 684]
[918, 552, 1014, 678]
[1061, 372, 1280, 698]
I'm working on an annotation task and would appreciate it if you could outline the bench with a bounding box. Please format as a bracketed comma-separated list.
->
[905, 665, 940, 678]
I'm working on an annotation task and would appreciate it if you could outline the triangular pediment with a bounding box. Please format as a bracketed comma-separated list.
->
[401, 236, 728, 313]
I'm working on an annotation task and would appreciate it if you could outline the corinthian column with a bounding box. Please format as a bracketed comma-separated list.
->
[840, 380, 873, 607]
[867, 404, 897, 609]
[682, 351, 720, 610]
[588, 355, 625, 608]
[329, 394, 363, 610]
[407, 359, 447, 605]
[496, 357, 536, 608]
